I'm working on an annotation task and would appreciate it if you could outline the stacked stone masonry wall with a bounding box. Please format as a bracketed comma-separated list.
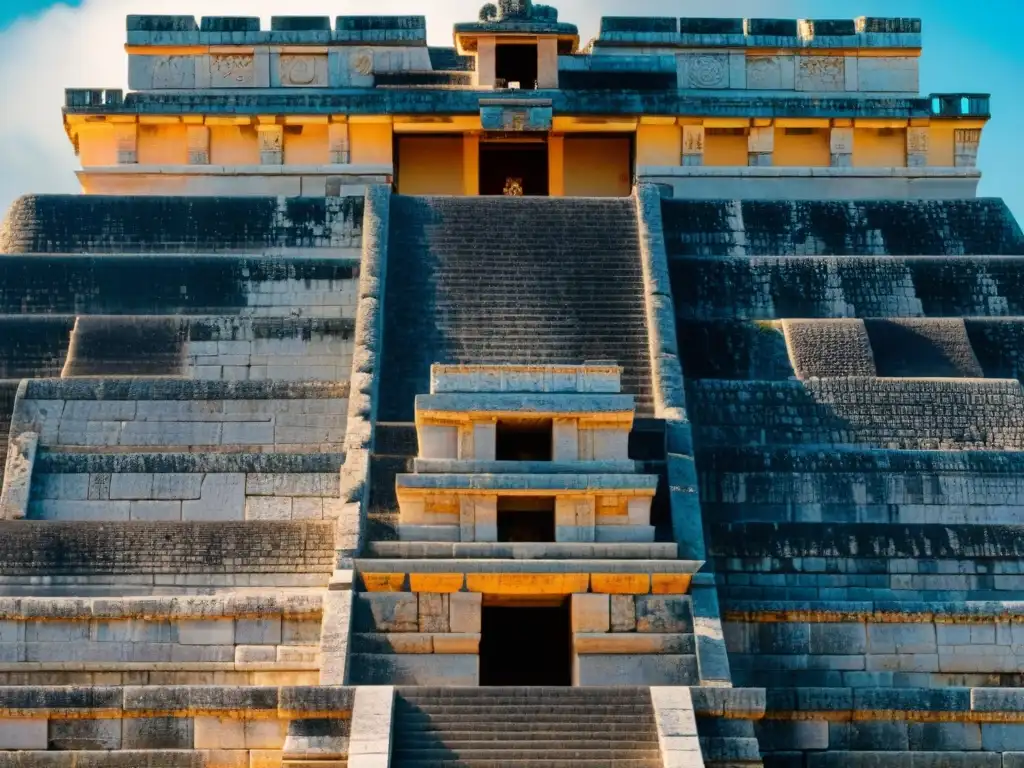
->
[0, 595, 322, 686]
[688, 378, 1024, 450]
[661, 199, 1024, 258]
[0, 195, 364, 254]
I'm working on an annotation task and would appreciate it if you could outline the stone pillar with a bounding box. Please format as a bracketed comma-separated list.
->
[537, 36, 559, 88]
[556, 496, 595, 543]
[186, 125, 210, 165]
[473, 421, 496, 461]
[682, 125, 705, 167]
[747, 125, 774, 166]
[906, 126, 930, 168]
[548, 134, 565, 196]
[329, 121, 350, 165]
[830, 126, 854, 167]
[476, 36, 497, 87]
[954, 128, 982, 168]
[0, 432, 37, 520]
[257, 122, 284, 165]
[113, 123, 138, 164]
[463, 133, 480, 196]
[552, 418, 578, 462]
[474, 495, 498, 541]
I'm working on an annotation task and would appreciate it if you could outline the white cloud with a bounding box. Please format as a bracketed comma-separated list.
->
[0, 0, 799, 214]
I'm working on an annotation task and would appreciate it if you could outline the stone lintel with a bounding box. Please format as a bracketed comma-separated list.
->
[396, 473, 659, 495]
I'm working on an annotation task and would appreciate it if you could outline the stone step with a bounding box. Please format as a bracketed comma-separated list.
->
[387, 753, 659, 765]
[397, 738, 658, 750]
[393, 760, 662, 768]
[397, 727, 658, 737]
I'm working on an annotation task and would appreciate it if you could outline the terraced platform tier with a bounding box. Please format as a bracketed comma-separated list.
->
[379, 196, 654, 421]
[391, 687, 664, 767]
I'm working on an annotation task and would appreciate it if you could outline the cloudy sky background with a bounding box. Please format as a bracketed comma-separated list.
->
[0, 0, 1021, 220]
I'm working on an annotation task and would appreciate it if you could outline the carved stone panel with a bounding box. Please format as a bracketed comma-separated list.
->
[278, 54, 329, 87]
[746, 55, 795, 90]
[683, 54, 730, 89]
[210, 54, 255, 87]
[796, 56, 846, 92]
[857, 57, 919, 92]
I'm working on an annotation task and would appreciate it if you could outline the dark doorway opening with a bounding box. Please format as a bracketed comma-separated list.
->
[498, 497, 556, 542]
[480, 142, 549, 196]
[496, 418, 553, 461]
[496, 43, 538, 90]
[480, 601, 572, 686]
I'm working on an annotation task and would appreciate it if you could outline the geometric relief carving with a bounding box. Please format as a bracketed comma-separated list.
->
[279, 55, 327, 87]
[688, 54, 729, 89]
[210, 55, 255, 87]
[797, 56, 845, 91]
[352, 49, 375, 76]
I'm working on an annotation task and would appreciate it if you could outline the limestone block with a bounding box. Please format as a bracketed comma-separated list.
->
[576, 654, 698, 686]
[200, 752, 249, 768]
[867, 623, 936, 654]
[250, 751, 284, 768]
[152, 474, 201, 501]
[591, 429, 629, 461]
[129, 53, 197, 89]
[575, 633, 692, 655]
[196, 716, 245, 749]
[551, 418, 579, 462]
[283, 619, 322, 645]
[0, 432, 38, 520]
[319, 590, 352, 686]
[611, 596, 637, 632]
[459, 497, 475, 542]
[237, 618, 283, 645]
[450, 593, 482, 634]
[747, 55, 795, 90]
[236, 645, 276, 663]
[35, 473, 88, 500]
[475, 496, 498, 542]
[209, 53, 257, 87]
[418, 593, 450, 633]
[110, 473, 155, 500]
[757, 720, 828, 751]
[473, 422, 496, 461]
[183, 474, 245, 521]
[48, 718, 123, 750]
[247, 497, 294, 520]
[572, 594, 611, 633]
[123, 717, 193, 749]
[627, 497, 652, 526]
[188, 125, 210, 165]
[0, 719, 47, 749]
[176, 619, 235, 645]
[796, 56, 846, 91]
[419, 426, 458, 460]
[349, 685, 394, 761]
[858, 56, 919, 92]
[355, 594, 419, 633]
[130, 500, 183, 520]
[352, 653, 478, 685]
[246, 719, 288, 749]
[636, 596, 693, 633]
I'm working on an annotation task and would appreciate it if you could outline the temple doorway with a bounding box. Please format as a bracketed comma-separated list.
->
[479, 600, 572, 686]
[480, 141, 549, 196]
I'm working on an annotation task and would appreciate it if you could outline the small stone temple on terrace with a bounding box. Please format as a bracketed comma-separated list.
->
[0, 0, 1023, 766]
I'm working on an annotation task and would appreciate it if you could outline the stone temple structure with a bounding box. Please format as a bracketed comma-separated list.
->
[1, 1, 1023, 765]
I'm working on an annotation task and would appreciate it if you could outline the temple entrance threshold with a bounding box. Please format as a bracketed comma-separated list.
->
[480, 141, 549, 196]
[479, 598, 572, 686]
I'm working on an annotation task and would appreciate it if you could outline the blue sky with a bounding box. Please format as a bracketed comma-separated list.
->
[0, 0, 1020, 222]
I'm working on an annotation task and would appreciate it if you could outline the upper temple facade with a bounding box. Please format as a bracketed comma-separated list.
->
[64, 3, 988, 200]
[3, 2, 1024, 767]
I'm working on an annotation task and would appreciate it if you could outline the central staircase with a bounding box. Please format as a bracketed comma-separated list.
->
[379, 195, 653, 421]
[391, 687, 664, 767]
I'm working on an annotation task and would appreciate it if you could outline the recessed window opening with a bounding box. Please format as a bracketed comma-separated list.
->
[497, 497, 556, 543]
[496, 43, 539, 90]
[495, 418, 553, 461]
